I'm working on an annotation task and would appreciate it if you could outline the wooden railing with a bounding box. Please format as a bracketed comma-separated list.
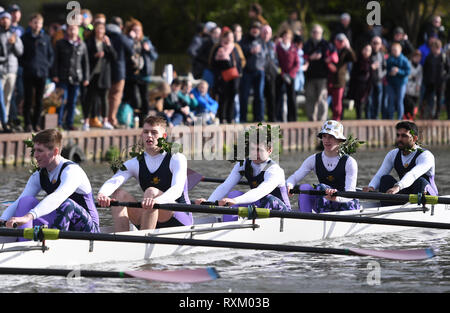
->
[0, 120, 449, 166]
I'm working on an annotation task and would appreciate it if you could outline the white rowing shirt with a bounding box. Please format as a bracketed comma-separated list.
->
[286, 152, 358, 203]
[207, 159, 286, 205]
[368, 147, 435, 190]
[0, 157, 93, 220]
[98, 151, 187, 204]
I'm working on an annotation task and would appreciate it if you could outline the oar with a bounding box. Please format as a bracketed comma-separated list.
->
[187, 168, 247, 190]
[0, 267, 219, 283]
[0, 228, 434, 261]
[98, 201, 450, 231]
[291, 188, 450, 205]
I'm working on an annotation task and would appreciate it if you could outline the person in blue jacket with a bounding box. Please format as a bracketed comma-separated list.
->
[191, 80, 218, 125]
[386, 42, 411, 120]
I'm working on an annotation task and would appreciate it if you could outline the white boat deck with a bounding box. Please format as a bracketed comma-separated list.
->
[0, 201, 449, 268]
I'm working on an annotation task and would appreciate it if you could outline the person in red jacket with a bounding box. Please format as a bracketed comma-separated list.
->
[275, 29, 299, 122]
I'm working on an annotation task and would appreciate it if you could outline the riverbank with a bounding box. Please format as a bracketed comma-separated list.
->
[0, 120, 449, 166]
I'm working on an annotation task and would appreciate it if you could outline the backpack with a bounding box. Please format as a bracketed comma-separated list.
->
[117, 102, 134, 128]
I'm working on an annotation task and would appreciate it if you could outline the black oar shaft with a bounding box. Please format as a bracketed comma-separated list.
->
[202, 177, 247, 185]
[3, 228, 358, 257]
[292, 189, 450, 205]
[0, 267, 128, 279]
[0, 228, 434, 260]
[103, 202, 450, 230]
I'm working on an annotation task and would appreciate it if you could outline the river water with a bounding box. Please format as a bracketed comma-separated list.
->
[0, 147, 449, 295]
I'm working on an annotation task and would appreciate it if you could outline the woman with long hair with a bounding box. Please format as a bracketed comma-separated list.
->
[84, 21, 117, 130]
[123, 18, 158, 126]
[209, 30, 245, 124]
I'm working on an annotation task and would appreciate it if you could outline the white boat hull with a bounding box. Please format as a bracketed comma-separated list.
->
[0, 202, 449, 268]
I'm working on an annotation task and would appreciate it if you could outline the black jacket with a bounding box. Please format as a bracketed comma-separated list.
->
[86, 36, 117, 89]
[240, 34, 266, 72]
[106, 24, 134, 82]
[52, 38, 89, 85]
[304, 39, 332, 79]
[423, 52, 446, 86]
[20, 29, 54, 78]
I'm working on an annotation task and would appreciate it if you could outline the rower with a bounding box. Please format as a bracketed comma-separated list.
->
[362, 121, 438, 206]
[0, 129, 100, 235]
[97, 115, 192, 231]
[286, 120, 360, 213]
[195, 125, 291, 218]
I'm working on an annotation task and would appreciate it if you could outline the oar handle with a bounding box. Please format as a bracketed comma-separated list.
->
[0, 221, 17, 228]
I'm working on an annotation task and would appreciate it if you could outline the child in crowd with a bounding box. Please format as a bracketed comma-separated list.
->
[190, 80, 219, 125]
[162, 78, 188, 127]
[178, 79, 198, 125]
[386, 42, 411, 120]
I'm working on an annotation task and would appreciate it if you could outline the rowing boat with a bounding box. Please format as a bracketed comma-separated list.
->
[0, 199, 448, 269]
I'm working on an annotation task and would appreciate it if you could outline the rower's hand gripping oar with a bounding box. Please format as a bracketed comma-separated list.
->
[0, 221, 17, 229]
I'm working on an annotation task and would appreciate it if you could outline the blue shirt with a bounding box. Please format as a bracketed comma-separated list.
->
[386, 53, 411, 87]
[191, 87, 218, 114]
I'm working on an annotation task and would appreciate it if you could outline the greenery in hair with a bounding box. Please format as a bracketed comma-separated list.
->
[229, 123, 283, 162]
[338, 134, 365, 157]
[108, 136, 182, 174]
[157, 137, 182, 154]
[108, 143, 145, 174]
[24, 134, 39, 173]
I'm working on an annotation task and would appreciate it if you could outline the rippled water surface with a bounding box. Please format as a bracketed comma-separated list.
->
[0, 147, 449, 293]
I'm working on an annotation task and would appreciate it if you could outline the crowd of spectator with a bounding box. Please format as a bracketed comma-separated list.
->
[0, 3, 449, 133]
[0, 4, 159, 133]
[186, 5, 450, 125]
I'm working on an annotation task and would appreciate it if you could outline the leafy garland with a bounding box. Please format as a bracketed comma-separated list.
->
[338, 134, 365, 157]
[108, 143, 145, 174]
[108, 137, 182, 174]
[229, 123, 283, 163]
[157, 137, 182, 154]
[400, 129, 423, 154]
[24, 134, 40, 173]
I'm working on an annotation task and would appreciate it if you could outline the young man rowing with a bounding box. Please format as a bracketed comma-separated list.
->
[97, 116, 192, 231]
[286, 120, 360, 212]
[196, 125, 291, 215]
[363, 121, 438, 205]
[0, 129, 99, 233]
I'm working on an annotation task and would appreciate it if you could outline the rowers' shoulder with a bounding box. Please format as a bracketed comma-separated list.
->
[169, 152, 187, 167]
